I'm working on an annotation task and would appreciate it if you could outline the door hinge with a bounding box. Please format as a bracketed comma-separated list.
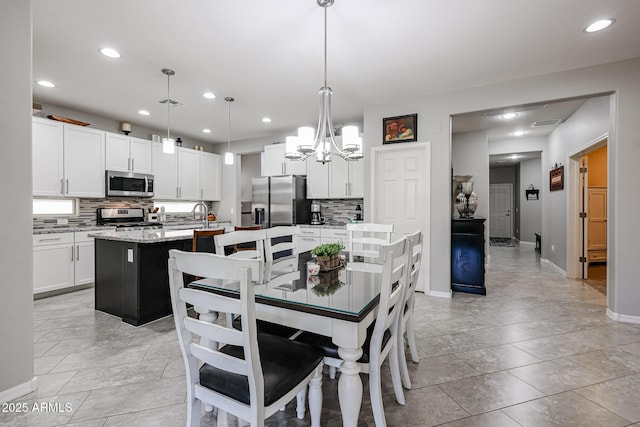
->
[580, 167, 588, 173]
[579, 256, 587, 263]
[579, 212, 587, 218]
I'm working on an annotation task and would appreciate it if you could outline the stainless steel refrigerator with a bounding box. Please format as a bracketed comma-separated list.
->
[251, 175, 311, 227]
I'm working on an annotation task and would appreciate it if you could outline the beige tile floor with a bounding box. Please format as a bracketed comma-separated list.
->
[3, 243, 640, 426]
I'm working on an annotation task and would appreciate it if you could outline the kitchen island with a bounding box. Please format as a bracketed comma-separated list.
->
[91, 228, 224, 326]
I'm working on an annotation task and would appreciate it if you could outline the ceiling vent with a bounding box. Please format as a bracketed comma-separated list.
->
[158, 98, 183, 107]
[530, 119, 562, 128]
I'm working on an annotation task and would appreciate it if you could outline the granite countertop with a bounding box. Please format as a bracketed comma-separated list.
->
[33, 220, 231, 235]
[89, 227, 222, 243]
[300, 223, 347, 229]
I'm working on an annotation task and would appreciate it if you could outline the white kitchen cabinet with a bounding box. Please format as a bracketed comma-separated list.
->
[177, 147, 201, 200]
[298, 227, 321, 252]
[32, 117, 64, 196]
[321, 228, 349, 246]
[329, 157, 350, 198]
[349, 158, 365, 198]
[64, 124, 106, 197]
[32, 118, 105, 198]
[263, 143, 307, 176]
[73, 231, 96, 286]
[33, 230, 111, 294]
[33, 233, 75, 294]
[306, 159, 329, 199]
[106, 132, 152, 174]
[152, 143, 178, 199]
[200, 151, 221, 201]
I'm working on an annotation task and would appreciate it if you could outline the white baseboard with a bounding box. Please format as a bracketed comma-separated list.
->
[0, 377, 37, 404]
[606, 308, 640, 324]
[540, 258, 567, 277]
[424, 289, 452, 299]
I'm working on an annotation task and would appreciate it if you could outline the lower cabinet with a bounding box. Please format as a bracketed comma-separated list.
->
[451, 218, 486, 295]
[33, 231, 106, 294]
[320, 228, 349, 246]
[298, 227, 321, 252]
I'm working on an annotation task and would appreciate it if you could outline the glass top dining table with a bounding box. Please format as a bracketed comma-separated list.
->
[190, 251, 383, 322]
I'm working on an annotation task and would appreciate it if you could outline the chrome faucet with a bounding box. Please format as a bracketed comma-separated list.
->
[192, 203, 209, 229]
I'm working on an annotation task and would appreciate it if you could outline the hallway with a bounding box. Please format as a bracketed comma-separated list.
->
[3, 244, 640, 426]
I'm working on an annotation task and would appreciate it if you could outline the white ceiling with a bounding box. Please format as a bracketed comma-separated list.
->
[32, 1, 640, 144]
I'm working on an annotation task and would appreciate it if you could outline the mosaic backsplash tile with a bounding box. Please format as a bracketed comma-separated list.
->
[313, 198, 363, 225]
[33, 197, 214, 230]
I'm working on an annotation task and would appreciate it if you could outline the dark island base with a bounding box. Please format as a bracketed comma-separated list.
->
[95, 238, 191, 326]
[451, 283, 487, 295]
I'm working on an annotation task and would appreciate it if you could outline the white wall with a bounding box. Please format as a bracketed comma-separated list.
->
[240, 153, 261, 202]
[0, 0, 35, 400]
[363, 58, 640, 321]
[519, 158, 543, 243]
[452, 131, 489, 220]
[546, 96, 610, 270]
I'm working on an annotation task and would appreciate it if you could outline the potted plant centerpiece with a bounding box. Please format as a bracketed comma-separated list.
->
[311, 242, 343, 271]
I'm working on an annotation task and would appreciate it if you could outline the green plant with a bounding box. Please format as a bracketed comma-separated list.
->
[311, 242, 343, 257]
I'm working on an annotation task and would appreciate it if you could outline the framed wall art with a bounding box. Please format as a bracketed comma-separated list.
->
[550, 165, 564, 191]
[383, 113, 417, 144]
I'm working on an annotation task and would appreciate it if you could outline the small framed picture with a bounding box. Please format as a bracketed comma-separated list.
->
[383, 114, 417, 144]
[550, 165, 564, 191]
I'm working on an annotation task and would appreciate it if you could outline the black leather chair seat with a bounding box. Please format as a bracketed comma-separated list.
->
[295, 323, 391, 364]
[199, 334, 324, 406]
[232, 316, 299, 339]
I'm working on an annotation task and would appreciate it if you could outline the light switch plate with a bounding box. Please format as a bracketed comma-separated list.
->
[57, 218, 68, 225]
[127, 249, 133, 263]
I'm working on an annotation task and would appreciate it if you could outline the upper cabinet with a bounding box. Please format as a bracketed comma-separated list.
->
[306, 135, 364, 199]
[262, 143, 307, 176]
[33, 117, 105, 198]
[151, 145, 221, 201]
[105, 132, 152, 174]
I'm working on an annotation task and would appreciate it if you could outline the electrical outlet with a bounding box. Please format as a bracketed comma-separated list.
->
[551, 245, 555, 253]
[56, 218, 68, 225]
[230, 208, 235, 214]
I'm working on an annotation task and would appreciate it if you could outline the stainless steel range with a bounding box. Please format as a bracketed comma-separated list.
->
[97, 207, 162, 231]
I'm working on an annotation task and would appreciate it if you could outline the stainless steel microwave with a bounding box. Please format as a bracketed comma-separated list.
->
[106, 171, 154, 197]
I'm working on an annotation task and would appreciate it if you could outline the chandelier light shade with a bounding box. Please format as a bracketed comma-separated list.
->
[161, 68, 176, 154]
[224, 97, 235, 165]
[285, 0, 362, 163]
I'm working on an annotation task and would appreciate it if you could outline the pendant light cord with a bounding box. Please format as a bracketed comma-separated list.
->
[166, 71, 171, 140]
[323, 5, 328, 88]
[227, 99, 231, 152]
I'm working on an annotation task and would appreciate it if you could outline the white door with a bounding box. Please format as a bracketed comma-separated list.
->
[372, 143, 430, 292]
[588, 188, 607, 251]
[33, 244, 74, 293]
[64, 125, 105, 197]
[177, 147, 201, 200]
[200, 152, 221, 201]
[105, 132, 130, 172]
[129, 137, 153, 173]
[329, 156, 349, 198]
[307, 159, 329, 198]
[263, 144, 285, 176]
[32, 118, 64, 196]
[489, 184, 512, 238]
[74, 241, 95, 286]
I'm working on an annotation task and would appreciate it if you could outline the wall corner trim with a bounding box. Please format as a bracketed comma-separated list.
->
[606, 308, 640, 325]
[0, 377, 37, 404]
[425, 289, 453, 299]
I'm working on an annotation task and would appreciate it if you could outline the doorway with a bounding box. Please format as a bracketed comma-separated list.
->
[489, 183, 513, 238]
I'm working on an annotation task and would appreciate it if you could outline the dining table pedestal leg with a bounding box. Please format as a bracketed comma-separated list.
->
[338, 346, 363, 427]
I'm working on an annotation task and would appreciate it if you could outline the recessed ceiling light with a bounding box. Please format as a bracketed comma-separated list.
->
[584, 18, 615, 33]
[99, 47, 121, 58]
[202, 128, 211, 134]
[501, 112, 518, 119]
[37, 80, 55, 88]
[512, 130, 525, 136]
[262, 117, 272, 123]
[203, 92, 216, 99]
[510, 154, 520, 160]
[138, 110, 150, 116]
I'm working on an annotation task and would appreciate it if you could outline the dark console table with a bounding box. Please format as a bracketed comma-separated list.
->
[451, 218, 486, 295]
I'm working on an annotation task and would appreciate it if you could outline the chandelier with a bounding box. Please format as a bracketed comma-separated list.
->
[285, 0, 362, 164]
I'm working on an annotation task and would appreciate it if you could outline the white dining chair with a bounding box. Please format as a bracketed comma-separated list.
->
[398, 230, 423, 389]
[295, 237, 409, 427]
[346, 222, 394, 262]
[264, 226, 300, 282]
[167, 250, 324, 427]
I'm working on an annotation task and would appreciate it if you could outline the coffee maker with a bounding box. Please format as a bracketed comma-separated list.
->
[310, 203, 323, 225]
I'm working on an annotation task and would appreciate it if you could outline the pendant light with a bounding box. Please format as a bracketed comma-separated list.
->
[161, 68, 176, 154]
[224, 97, 235, 165]
[285, 0, 361, 163]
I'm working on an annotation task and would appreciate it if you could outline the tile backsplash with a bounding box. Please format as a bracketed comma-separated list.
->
[313, 199, 363, 225]
[32, 197, 214, 230]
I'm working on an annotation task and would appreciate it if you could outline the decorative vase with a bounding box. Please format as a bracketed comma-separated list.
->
[455, 192, 467, 217]
[467, 192, 478, 217]
[455, 181, 478, 218]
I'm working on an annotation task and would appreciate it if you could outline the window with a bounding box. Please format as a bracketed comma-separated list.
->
[153, 201, 201, 213]
[33, 198, 77, 215]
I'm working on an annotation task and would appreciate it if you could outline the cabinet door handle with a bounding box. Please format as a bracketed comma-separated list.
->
[66, 179, 69, 194]
[60, 179, 65, 194]
[176, 187, 179, 198]
[201, 188, 203, 199]
[76, 245, 80, 261]
[131, 158, 135, 171]
[38, 237, 62, 242]
[128, 158, 131, 170]
[70, 246, 74, 261]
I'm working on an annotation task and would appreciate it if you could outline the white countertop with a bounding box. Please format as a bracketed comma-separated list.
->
[89, 227, 225, 243]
